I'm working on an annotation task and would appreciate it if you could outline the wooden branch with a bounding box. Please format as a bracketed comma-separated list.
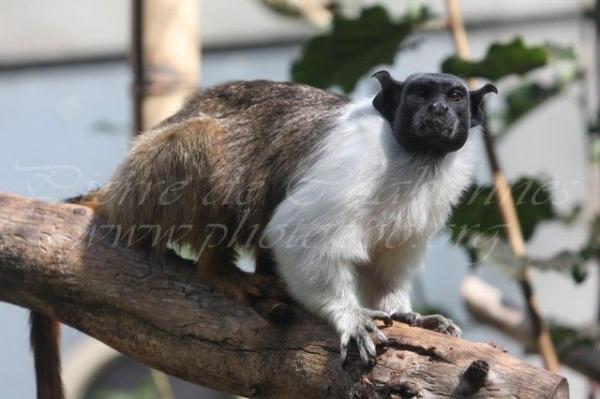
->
[0, 193, 569, 398]
[462, 276, 600, 384]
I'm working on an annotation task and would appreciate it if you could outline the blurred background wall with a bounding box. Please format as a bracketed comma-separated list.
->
[0, 0, 595, 397]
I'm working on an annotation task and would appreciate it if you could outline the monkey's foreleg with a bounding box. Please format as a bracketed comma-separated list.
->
[368, 245, 461, 337]
[273, 247, 389, 368]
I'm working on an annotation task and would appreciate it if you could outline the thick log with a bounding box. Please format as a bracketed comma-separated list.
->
[0, 193, 568, 398]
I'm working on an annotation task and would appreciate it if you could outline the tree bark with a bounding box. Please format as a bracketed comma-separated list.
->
[462, 276, 600, 384]
[0, 193, 569, 398]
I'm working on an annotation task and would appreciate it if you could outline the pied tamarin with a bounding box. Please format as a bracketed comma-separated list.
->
[29, 70, 496, 399]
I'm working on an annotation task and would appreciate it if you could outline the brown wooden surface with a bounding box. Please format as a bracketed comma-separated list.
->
[462, 276, 600, 384]
[0, 193, 568, 398]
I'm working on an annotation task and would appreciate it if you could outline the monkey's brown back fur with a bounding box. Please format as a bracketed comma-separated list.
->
[97, 80, 349, 264]
[30, 80, 348, 399]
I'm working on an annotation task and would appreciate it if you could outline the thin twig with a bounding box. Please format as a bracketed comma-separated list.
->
[150, 368, 176, 399]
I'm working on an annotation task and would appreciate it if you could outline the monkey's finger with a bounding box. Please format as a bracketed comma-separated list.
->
[365, 322, 388, 344]
[259, 284, 289, 301]
[253, 298, 294, 324]
[372, 327, 389, 346]
[417, 314, 450, 332]
[391, 311, 419, 326]
[363, 309, 392, 326]
[416, 314, 462, 337]
[243, 285, 266, 303]
[340, 333, 351, 370]
[248, 275, 289, 301]
[355, 332, 377, 369]
[444, 320, 462, 338]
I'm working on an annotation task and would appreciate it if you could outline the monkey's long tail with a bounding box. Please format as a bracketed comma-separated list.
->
[29, 190, 102, 399]
[30, 312, 64, 399]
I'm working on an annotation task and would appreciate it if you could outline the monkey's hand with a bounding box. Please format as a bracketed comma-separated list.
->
[340, 309, 391, 370]
[391, 312, 461, 337]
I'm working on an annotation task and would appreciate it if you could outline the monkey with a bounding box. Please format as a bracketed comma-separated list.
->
[29, 71, 496, 398]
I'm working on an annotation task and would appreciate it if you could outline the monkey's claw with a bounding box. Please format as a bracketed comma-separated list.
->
[392, 311, 461, 337]
[340, 310, 389, 370]
[362, 309, 393, 326]
[340, 328, 377, 370]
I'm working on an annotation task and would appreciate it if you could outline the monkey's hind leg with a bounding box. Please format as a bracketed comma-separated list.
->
[255, 247, 278, 275]
[196, 246, 291, 321]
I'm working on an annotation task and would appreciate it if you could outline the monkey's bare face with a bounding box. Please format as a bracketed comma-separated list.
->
[372, 71, 497, 156]
[399, 75, 470, 154]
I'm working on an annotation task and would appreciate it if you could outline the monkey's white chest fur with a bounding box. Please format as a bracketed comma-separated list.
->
[266, 100, 473, 317]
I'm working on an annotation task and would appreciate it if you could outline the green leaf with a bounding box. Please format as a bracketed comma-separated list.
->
[448, 177, 559, 257]
[441, 37, 548, 81]
[291, 5, 432, 93]
[571, 263, 588, 284]
[504, 82, 561, 126]
[258, 0, 305, 18]
[495, 81, 564, 135]
[543, 42, 577, 62]
[591, 137, 600, 162]
[491, 65, 581, 136]
[522, 250, 589, 284]
[550, 323, 598, 350]
[93, 380, 157, 399]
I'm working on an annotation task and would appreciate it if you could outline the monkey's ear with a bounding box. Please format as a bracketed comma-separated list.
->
[469, 83, 498, 128]
[372, 70, 404, 125]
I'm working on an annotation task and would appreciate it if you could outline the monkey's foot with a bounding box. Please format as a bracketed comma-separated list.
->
[239, 272, 289, 302]
[202, 269, 292, 322]
[340, 308, 390, 370]
[391, 311, 461, 337]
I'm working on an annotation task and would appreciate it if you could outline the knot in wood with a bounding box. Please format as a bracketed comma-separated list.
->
[72, 207, 87, 216]
[464, 359, 489, 388]
[390, 377, 420, 398]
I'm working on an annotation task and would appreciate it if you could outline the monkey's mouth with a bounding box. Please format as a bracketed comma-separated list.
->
[400, 117, 465, 155]
[418, 117, 456, 138]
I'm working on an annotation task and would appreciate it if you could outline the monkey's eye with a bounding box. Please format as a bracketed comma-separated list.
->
[447, 90, 463, 102]
[413, 86, 429, 99]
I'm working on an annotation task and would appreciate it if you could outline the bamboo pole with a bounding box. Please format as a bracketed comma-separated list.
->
[444, 0, 561, 372]
[589, 2, 600, 396]
[592, 0, 600, 333]
[131, 0, 201, 134]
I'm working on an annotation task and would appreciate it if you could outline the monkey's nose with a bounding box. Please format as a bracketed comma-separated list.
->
[428, 102, 449, 115]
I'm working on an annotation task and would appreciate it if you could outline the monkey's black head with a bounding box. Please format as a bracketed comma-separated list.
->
[372, 71, 497, 156]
